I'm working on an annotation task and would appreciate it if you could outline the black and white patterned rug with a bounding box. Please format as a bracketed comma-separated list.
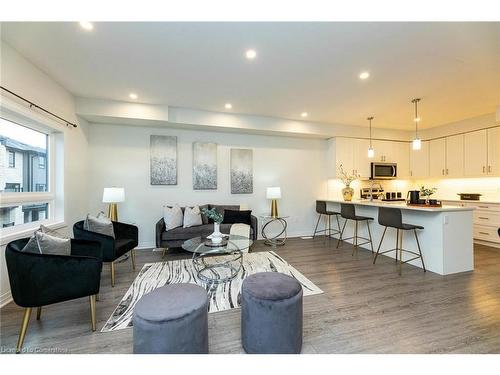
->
[101, 251, 322, 332]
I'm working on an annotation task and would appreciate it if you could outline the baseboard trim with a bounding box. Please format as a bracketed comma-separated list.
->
[0, 291, 13, 308]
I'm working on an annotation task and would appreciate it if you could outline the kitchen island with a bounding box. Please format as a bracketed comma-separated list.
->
[324, 199, 475, 275]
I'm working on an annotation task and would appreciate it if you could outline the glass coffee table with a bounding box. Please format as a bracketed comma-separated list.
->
[182, 235, 252, 284]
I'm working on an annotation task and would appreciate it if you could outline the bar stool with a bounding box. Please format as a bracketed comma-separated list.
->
[373, 207, 426, 275]
[336, 203, 374, 257]
[312, 200, 342, 240]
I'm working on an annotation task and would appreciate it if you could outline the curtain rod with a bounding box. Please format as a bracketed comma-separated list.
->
[1, 86, 78, 128]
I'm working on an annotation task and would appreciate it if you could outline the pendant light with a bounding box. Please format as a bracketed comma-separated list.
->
[411, 98, 422, 150]
[367, 116, 375, 158]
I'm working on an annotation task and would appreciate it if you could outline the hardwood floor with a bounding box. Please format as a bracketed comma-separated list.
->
[1, 237, 500, 354]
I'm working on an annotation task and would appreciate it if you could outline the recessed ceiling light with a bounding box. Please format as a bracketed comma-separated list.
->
[129, 93, 138, 100]
[301, 112, 308, 118]
[79, 22, 94, 31]
[225, 103, 232, 109]
[359, 71, 370, 80]
[245, 49, 257, 60]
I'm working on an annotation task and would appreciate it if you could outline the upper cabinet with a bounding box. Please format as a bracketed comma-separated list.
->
[429, 138, 446, 177]
[464, 130, 488, 176]
[410, 141, 430, 178]
[327, 126, 499, 180]
[445, 134, 464, 177]
[487, 127, 500, 175]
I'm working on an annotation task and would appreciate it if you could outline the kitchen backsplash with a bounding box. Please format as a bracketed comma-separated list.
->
[327, 177, 500, 202]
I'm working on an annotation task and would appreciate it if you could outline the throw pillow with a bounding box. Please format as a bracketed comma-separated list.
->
[163, 204, 183, 230]
[183, 205, 203, 228]
[35, 231, 71, 256]
[85, 213, 115, 238]
[21, 225, 71, 255]
[222, 209, 252, 225]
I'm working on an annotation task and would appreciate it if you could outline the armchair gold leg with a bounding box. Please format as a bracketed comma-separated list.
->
[110, 262, 115, 287]
[36, 307, 42, 320]
[131, 249, 136, 270]
[89, 295, 97, 332]
[16, 308, 32, 354]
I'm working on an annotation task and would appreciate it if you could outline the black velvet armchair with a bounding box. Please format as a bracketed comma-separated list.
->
[73, 220, 138, 287]
[5, 238, 102, 353]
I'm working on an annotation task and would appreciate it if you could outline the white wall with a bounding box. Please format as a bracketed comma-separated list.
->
[0, 41, 89, 306]
[87, 123, 328, 247]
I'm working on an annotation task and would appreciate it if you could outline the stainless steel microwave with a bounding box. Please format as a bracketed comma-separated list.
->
[370, 162, 397, 179]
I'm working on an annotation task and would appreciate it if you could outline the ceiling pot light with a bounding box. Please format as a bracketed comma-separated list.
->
[245, 49, 257, 60]
[359, 71, 370, 80]
[411, 98, 422, 150]
[224, 103, 232, 109]
[79, 21, 94, 31]
[367, 116, 375, 158]
[129, 93, 138, 100]
[301, 112, 308, 118]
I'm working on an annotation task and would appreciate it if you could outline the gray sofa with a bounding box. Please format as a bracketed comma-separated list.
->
[155, 204, 258, 249]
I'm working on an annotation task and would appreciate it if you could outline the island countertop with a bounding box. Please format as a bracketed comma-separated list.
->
[321, 199, 475, 212]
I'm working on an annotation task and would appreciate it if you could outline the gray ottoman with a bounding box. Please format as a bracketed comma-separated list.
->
[133, 283, 209, 354]
[241, 272, 303, 354]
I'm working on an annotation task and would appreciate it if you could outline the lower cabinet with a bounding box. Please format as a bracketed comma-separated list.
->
[442, 200, 500, 247]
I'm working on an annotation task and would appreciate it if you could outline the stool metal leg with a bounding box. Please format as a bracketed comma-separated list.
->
[336, 219, 347, 248]
[366, 221, 374, 253]
[312, 214, 322, 238]
[399, 230, 404, 276]
[395, 229, 399, 263]
[352, 220, 358, 257]
[414, 229, 426, 272]
[373, 226, 387, 264]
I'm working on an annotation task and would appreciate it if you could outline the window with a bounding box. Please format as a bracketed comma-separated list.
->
[1, 118, 48, 193]
[8, 151, 15, 168]
[1, 117, 55, 231]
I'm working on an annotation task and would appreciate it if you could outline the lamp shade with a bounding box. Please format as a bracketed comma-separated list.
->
[266, 187, 281, 199]
[102, 187, 125, 203]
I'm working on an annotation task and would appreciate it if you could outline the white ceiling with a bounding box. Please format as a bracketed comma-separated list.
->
[1, 22, 499, 129]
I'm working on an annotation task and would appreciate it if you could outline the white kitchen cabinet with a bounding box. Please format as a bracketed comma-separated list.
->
[464, 130, 488, 176]
[429, 138, 447, 177]
[327, 137, 354, 178]
[393, 142, 410, 178]
[353, 138, 371, 178]
[445, 134, 464, 177]
[487, 127, 500, 175]
[409, 140, 429, 178]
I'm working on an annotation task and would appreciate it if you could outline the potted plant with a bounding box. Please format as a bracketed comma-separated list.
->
[420, 186, 437, 204]
[337, 163, 359, 201]
[201, 207, 224, 243]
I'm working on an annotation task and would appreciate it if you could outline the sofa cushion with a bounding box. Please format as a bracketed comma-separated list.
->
[163, 204, 183, 230]
[208, 205, 240, 223]
[183, 206, 203, 228]
[223, 209, 252, 225]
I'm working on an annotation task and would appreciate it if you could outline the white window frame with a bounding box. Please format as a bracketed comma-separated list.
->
[0, 96, 65, 243]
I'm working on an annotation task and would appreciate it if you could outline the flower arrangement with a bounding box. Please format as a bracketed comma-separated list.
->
[420, 186, 437, 203]
[201, 207, 223, 223]
[337, 163, 359, 187]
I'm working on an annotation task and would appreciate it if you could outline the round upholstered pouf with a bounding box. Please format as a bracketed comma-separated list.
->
[133, 283, 209, 354]
[241, 272, 303, 354]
